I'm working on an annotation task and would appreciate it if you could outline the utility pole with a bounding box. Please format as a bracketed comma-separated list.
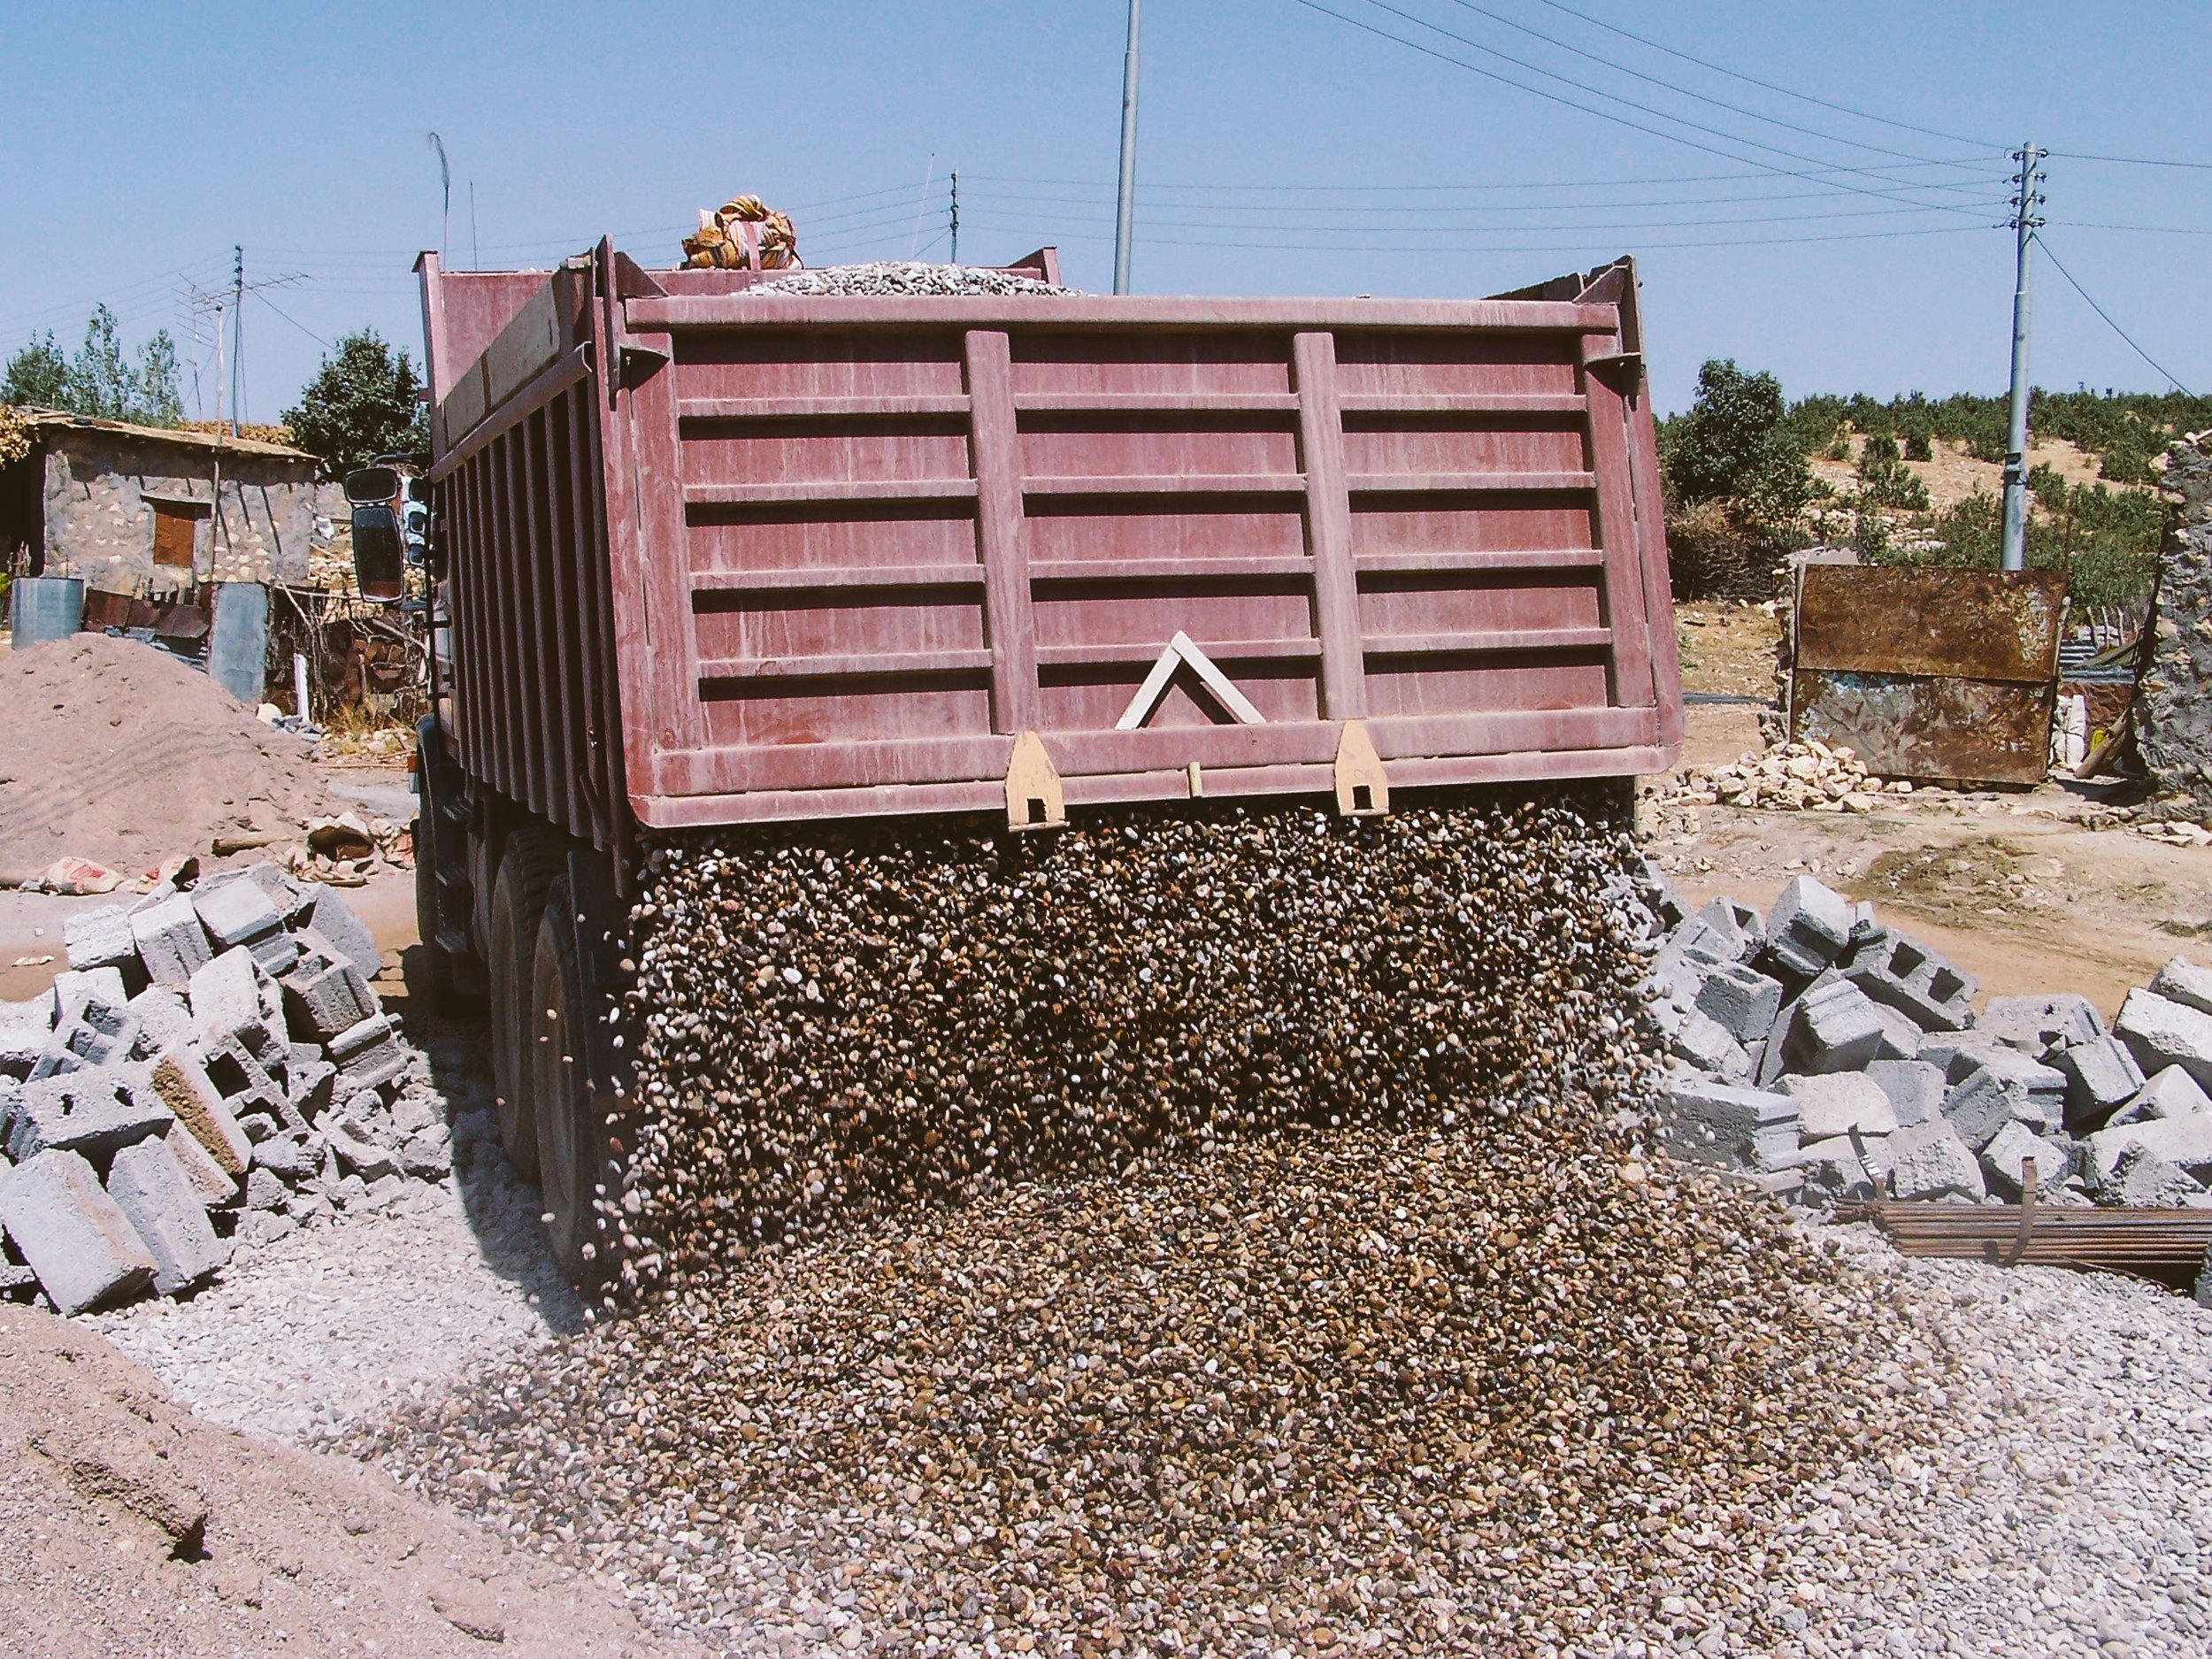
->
[2000, 142, 2047, 574]
[229, 246, 244, 437]
[949, 173, 959, 266]
[1113, 0, 1141, 295]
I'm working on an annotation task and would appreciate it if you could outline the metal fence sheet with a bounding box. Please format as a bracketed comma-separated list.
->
[1792, 566, 2064, 787]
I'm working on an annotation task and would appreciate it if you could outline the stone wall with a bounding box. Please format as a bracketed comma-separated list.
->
[41, 430, 317, 594]
[2135, 434, 2212, 801]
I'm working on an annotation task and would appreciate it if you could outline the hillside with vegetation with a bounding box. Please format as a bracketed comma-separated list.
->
[1659, 365, 2208, 609]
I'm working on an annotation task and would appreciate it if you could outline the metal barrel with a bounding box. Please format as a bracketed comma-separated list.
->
[9, 577, 84, 649]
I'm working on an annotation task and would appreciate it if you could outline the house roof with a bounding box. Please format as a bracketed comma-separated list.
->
[14, 407, 317, 463]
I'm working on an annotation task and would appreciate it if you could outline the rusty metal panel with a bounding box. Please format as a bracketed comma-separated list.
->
[1792, 671, 2055, 785]
[1797, 565, 2064, 680]
[1792, 566, 2064, 787]
[423, 250, 1682, 833]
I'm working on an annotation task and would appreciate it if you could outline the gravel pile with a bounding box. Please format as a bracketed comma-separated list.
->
[343, 791, 1939, 1655]
[1651, 872, 2212, 1216]
[607, 794, 1655, 1299]
[740, 262, 1078, 299]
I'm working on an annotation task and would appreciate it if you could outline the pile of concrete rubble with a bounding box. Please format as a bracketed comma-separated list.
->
[0, 864, 450, 1316]
[1649, 870, 2212, 1209]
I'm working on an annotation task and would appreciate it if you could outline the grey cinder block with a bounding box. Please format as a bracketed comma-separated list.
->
[2116, 989, 2212, 1092]
[63, 905, 139, 981]
[129, 891, 211, 988]
[1979, 994, 2104, 1058]
[2054, 1036, 2147, 1131]
[328, 1013, 408, 1094]
[1782, 979, 1886, 1075]
[1979, 1120, 2076, 1199]
[1694, 961, 1786, 1044]
[302, 886, 382, 982]
[1840, 928, 1976, 1033]
[163, 1119, 240, 1209]
[1864, 1059, 1946, 1127]
[1886, 1119, 1985, 1202]
[2107, 1064, 2212, 1128]
[2149, 956, 2212, 1018]
[0, 1148, 158, 1314]
[105, 1139, 227, 1294]
[1660, 1075, 1799, 1170]
[148, 1050, 252, 1176]
[7, 1069, 173, 1164]
[1759, 875, 1855, 979]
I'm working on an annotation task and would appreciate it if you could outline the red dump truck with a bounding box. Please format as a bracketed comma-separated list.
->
[401, 240, 1681, 1274]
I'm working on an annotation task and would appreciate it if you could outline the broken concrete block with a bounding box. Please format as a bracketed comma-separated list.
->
[162, 1119, 239, 1209]
[1866, 1002, 1923, 1062]
[242, 1167, 288, 1211]
[1759, 875, 1855, 979]
[2116, 988, 2212, 1092]
[250, 1136, 307, 1180]
[1943, 1053, 2068, 1148]
[2149, 956, 2212, 1018]
[1919, 1030, 2022, 1086]
[1886, 1119, 1985, 1202]
[0, 1148, 158, 1314]
[328, 1013, 408, 1094]
[200, 1035, 296, 1132]
[1793, 1135, 1886, 1199]
[63, 905, 139, 981]
[7, 1069, 173, 1164]
[146, 1050, 251, 1176]
[2105, 1143, 2205, 1208]
[125, 987, 195, 1058]
[1783, 1072, 1900, 1140]
[105, 1140, 227, 1295]
[1694, 961, 1785, 1044]
[2088, 1112, 2212, 1184]
[188, 949, 273, 1052]
[280, 950, 376, 1043]
[2108, 1064, 2212, 1128]
[1694, 896, 1763, 964]
[323, 1116, 398, 1182]
[1847, 900, 1880, 947]
[2054, 1035, 2148, 1132]
[238, 862, 311, 926]
[50, 968, 127, 1028]
[127, 891, 211, 988]
[191, 875, 284, 949]
[48, 999, 141, 1073]
[1979, 1120, 2076, 1198]
[1864, 1059, 1946, 1128]
[397, 1132, 452, 1179]
[1979, 994, 2104, 1058]
[1840, 929, 1976, 1033]
[1669, 1010, 1748, 1079]
[1659, 1075, 1799, 1170]
[302, 886, 381, 982]
[242, 930, 301, 978]
[285, 1055, 334, 1119]
[1782, 978, 1886, 1074]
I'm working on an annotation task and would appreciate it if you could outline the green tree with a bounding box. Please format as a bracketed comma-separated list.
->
[1855, 431, 1931, 511]
[281, 329, 427, 473]
[1660, 358, 1814, 532]
[3, 333, 67, 406]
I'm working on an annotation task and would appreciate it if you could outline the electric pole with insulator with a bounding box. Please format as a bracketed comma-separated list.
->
[2000, 142, 2047, 573]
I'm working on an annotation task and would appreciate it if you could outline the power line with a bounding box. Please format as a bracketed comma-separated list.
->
[1434, 0, 1991, 165]
[964, 157, 2010, 193]
[2033, 233, 2197, 396]
[2050, 150, 2212, 172]
[960, 179, 2008, 213]
[960, 199, 2005, 235]
[1287, 0, 2003, 215]
[2047, 220, 2212, 236]
[253, 290, 330, 350]
[1525, 0, 2001, 150]
[956, 216, 1992, 255]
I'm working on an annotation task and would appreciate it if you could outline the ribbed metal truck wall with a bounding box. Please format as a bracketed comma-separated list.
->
[419, 245, 1680, 846]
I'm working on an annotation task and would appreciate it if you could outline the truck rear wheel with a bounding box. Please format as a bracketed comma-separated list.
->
[488, 828, 567, 1184]
[531, 875, 603, 1286]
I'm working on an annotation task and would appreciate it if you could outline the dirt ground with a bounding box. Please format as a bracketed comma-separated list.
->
[0, 1303, 685, 1659]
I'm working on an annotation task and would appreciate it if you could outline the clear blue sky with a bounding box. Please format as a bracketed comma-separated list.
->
[3, 2, 2205, 421]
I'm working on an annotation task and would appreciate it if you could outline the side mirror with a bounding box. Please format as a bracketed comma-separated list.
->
[350, 504, 405, 602]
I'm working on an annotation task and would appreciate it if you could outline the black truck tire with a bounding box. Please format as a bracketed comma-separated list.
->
[488, 828, 567, 1183]
[531, 875, 604, 1286]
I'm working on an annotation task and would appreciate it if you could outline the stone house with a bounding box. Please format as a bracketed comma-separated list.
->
[0, 411, 322, 595]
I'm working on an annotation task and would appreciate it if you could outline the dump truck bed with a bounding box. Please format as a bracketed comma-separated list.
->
[419, 245, 1680, 846]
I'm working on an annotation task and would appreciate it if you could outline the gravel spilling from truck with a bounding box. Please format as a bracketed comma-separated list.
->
[353, 795, 1927, 1655]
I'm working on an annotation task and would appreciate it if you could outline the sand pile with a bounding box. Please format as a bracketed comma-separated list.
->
[0, 633, 335, 885]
